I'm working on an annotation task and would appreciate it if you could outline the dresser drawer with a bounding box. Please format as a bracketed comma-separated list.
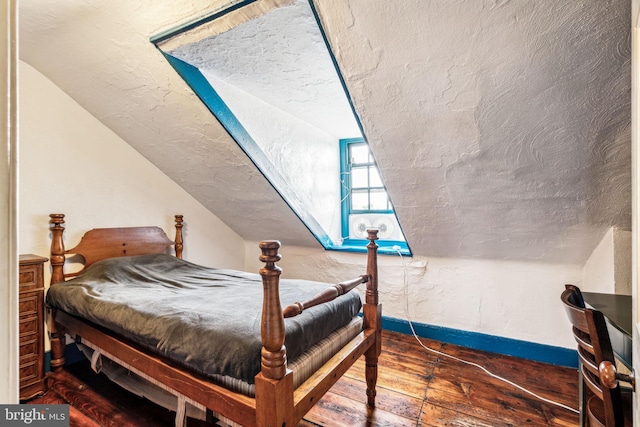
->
[19, 337, 38, 359]
[19, 293, 39, 317]
[19, 359, 39, 384]
[18, 254, 48, 400]
[19, 316, 39, 338]
[19, 264, 41, 292]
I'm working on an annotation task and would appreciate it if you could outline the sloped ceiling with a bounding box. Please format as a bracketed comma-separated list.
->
[19, 0, 631, 264]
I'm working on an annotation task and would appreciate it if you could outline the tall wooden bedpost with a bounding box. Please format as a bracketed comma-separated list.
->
[48, 214, 67, 372]
[49, 214, 66, 285]
[364, 229, 380, 408]
[255, 240, 294, 426]
[174, 215, 184, 259]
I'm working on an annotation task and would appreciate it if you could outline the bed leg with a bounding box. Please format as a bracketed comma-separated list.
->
[365, 357, 378, 408]
[364, 304, 381, 408]
[48, 308, 66, 372]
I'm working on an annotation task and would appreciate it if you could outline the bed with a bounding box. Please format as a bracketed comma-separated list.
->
[46, 214, 381, 427]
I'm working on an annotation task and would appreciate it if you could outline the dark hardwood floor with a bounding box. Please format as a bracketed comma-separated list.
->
[28, 331, 579, 426]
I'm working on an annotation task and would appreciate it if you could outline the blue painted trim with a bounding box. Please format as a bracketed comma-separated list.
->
[153, 3, 413, 255]
[160, 52, 333, 248]
[339, 138, 351, 240]
[331, 239, 411, 256]
[381, 316, 578, 368]
[326, 244, 410, 256]
[342, 238, 409, 250]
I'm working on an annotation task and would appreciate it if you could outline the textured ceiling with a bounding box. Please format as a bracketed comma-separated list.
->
[164, 0, 361, 139]
[19, 0, 631, 264]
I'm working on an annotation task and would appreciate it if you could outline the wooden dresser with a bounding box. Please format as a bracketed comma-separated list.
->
[19, 254, 48, 400]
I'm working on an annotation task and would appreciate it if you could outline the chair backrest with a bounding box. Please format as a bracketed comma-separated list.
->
[561, 284, 624, 426]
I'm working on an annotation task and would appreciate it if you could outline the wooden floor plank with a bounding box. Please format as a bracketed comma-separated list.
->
[424, 353, 578, 426]
[438, 341, 579, 402]
[434, 341, 580, 414]
[302, 391, 416, 427]
[344, 357, 432, 400]
[26, 331, 580, 427]
[31, 391, 101, 427]
[419, 402, 507, 427]
[327, 374, 425, 421]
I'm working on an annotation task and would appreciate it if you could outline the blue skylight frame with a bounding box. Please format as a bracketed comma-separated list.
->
[152, 0, 411, 256]
[160, 53, 333, 249]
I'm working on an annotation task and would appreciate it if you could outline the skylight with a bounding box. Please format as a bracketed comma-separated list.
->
[152, 0, 410, 255]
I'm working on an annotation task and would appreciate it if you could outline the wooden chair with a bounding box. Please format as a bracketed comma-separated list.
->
[561, 284, 633, 427]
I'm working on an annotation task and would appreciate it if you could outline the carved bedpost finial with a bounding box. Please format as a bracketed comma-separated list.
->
[366, 229, 379, 305]
[258, 240, 287, 380]
[259, 240, 281, 269]
[49, 214, 66, 285]
[174, 215, 184, 259]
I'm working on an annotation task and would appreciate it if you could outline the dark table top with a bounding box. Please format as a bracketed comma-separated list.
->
[581, 291, 632, 337]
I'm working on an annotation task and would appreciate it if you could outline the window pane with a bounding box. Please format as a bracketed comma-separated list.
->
[369, 189, 389, 210]
[351, 190, 369, 211]
[351, 167, 368, 188]
[350, 144, 370, 164]
[369, 166, 383, 187]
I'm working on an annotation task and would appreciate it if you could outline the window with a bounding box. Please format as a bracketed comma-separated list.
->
[339, 139, 410, 254]
[153, 0, 410, 256]
[346, 140, 392, 213]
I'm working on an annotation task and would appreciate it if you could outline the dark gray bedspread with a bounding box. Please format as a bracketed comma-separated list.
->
[46, 254, 362, 384]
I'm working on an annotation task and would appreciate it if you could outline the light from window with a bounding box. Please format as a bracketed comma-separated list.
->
[340, 138, 409, 254]
[347, 141, 392, 213]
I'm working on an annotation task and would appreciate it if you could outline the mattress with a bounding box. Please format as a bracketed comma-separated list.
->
[46, 254, 363, 386]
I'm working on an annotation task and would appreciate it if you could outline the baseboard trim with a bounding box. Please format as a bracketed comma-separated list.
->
[381, 315, 578, 368]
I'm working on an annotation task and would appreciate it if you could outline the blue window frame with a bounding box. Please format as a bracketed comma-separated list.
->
[343, 139, 392, 214]
[339, 138, 410, 255]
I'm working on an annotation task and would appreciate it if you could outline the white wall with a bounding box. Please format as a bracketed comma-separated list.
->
[614, 228, 632, 295]
[582, 228, 616, 293]
[18, 61, 246, 348]
[245, 241, 587, 349]
[19, 61, 245, 270]
[208, 74, 344, 243]
[581, 227, 633, 294]
[1, 0, 18, 404]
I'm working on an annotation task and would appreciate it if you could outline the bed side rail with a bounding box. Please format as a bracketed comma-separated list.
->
[282, 229, 379, 319]
[282, 275, 368, 318]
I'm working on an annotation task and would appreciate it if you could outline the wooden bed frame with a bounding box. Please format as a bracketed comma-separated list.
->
[47, 214, 381, 427]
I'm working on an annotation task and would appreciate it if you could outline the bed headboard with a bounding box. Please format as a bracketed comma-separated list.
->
[49, 214, 184, 284]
